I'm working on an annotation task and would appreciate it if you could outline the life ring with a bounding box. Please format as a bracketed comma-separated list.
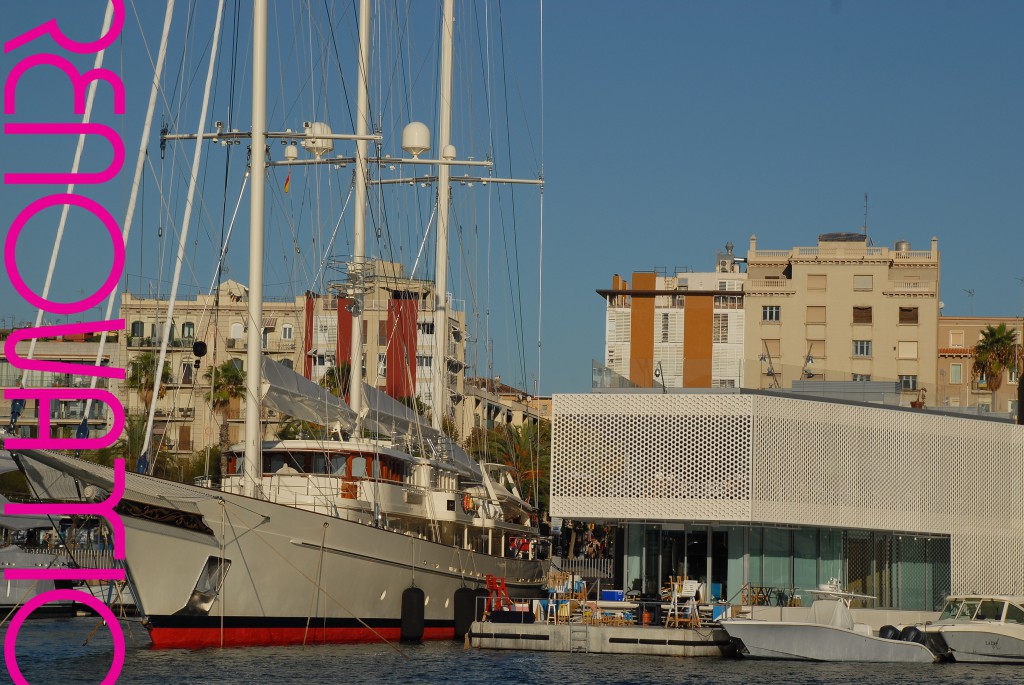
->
[462, 494, 473, 513]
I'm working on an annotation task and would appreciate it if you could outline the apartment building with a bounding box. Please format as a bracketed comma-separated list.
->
[597, 246, 747, 389]
[744, 232, 940, 400]
[118, 280, 307, 454]
[937, 316, 1021, 417]
[0, 332, 118, 441]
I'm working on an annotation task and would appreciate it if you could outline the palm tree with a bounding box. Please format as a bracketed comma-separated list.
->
[318, 361, 351, 398]
[466, 421, 551, 514]
[85, 412, 149, 471]
[204, 360, 246, 474]
[972, 323, 1018, 409]
[124, 352, 171, 412]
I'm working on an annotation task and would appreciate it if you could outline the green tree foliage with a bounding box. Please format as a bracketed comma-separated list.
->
[204, 360, 246, 452]
[465, 421, 551, 513]
[318, 361, 351, 398]
[124, 352, 171, 412]
[972, 323, 1018, 393]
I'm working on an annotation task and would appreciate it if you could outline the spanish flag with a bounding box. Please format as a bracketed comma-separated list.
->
[284, 171, 291, 193]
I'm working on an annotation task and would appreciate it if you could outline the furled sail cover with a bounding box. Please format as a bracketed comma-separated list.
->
[261, 358, 357, 432]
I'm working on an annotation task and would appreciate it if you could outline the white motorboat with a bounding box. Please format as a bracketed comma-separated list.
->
[923, 595, 1024, 663]
[720, 581, 937, 663]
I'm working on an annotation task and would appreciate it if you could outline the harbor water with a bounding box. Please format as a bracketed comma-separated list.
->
[4, 617, 1022, 685]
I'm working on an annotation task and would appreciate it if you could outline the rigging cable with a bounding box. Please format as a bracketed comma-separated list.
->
[141, 0, 227, 473]
[19, 2, 118, 379]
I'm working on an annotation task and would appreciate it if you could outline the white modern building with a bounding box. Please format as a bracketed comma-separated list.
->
[550, 389, 1024, 610]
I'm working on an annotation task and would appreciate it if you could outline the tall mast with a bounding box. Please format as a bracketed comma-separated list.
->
[243, 0, 269, 498]
[430, 0, 455, 432]
[347, 0, 372, 428]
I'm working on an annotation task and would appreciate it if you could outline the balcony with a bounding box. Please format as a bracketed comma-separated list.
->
[883, 280, 936, 295]
[745, 279, 795, 294]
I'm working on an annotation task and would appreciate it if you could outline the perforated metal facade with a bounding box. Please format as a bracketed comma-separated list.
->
[552, 391, 1024, 595]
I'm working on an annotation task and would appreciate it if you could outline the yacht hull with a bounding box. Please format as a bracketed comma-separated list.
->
[10, 450, 545, 649]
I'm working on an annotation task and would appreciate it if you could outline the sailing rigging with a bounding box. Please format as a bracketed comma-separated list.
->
[3, 0, 548, 648]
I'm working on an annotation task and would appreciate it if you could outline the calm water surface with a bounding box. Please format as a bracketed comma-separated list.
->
[4, 617, 1021, 685]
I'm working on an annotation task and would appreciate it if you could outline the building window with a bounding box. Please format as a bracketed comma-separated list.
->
[807, 340, 825, 360]
[806, 306, 826, 324]
[950, 363, 962, 385]
[262, 329, 269, 348]
[230, 358, 243, 372]
[230, 322, 243, 339]
[852, 340, 872, 357]
[282, 324, 293, 340]
[899, 374, 918, 391]
[762, 305, 781, 322]
[899, 307, 919, 324]
[714, 295, 741, 309]
[852, 306, 872, 324]
[897, 341, 918, 359]
[281, 359, 294, 370]
[853, 274, 873, 291]
[180, 363, 193, 385]
[661, 313, 669, 343]
[130, 321, 144, 337]
[418, 322, 434, 335]
[377, 353, 387, 378]
[673, 294, 686, 308]
[807, 274, 826, 290]
[852, 373, 871, 382]
[181, 321, 195, 339]
[713, 313, 729, 343]
[949, 330, 964, 347]
[416, 355, 432, 369]
[1011, 365, 1019, 384]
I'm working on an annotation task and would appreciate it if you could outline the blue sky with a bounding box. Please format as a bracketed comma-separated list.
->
[2, 1, 1023, 396]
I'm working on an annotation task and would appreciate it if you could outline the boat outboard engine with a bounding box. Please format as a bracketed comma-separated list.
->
[878, 624, 901, 641]
[899, 625, 926, 644]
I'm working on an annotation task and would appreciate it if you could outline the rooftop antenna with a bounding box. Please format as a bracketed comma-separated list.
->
[963, 288, 975, 316]
[862, 192, 872, 246]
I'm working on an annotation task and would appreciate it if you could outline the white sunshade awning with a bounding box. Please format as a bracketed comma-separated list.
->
[261, 358, 356, 431]
[245, 316, 278, 330]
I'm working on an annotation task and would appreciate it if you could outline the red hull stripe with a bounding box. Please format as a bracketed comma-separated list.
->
[147, 625, 455, 649]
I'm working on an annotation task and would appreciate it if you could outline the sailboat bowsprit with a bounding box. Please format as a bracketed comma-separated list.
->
[2, 0, 547, 648]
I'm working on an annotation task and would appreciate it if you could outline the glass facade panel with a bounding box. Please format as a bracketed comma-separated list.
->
[820, 528, 843, 588]
[748, 527, 763, 585]
[726, 526, 745, 604]
[763, 528, 791, 591]
[846, 530, 873, 597]
[793, 529, 818, 606]
[899, 536, 929, 609]
[930, 537, 952, 610]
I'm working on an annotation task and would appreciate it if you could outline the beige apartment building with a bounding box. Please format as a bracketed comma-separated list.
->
[0, 333, 119, 441]
[743, 232, 940, 400]
[937, 316, 1021, 418]
[118, 280, 307, 455]
[116, 261, 471, 459]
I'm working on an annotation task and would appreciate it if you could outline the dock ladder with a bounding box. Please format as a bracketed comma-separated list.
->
[569, 621, 589, 654]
